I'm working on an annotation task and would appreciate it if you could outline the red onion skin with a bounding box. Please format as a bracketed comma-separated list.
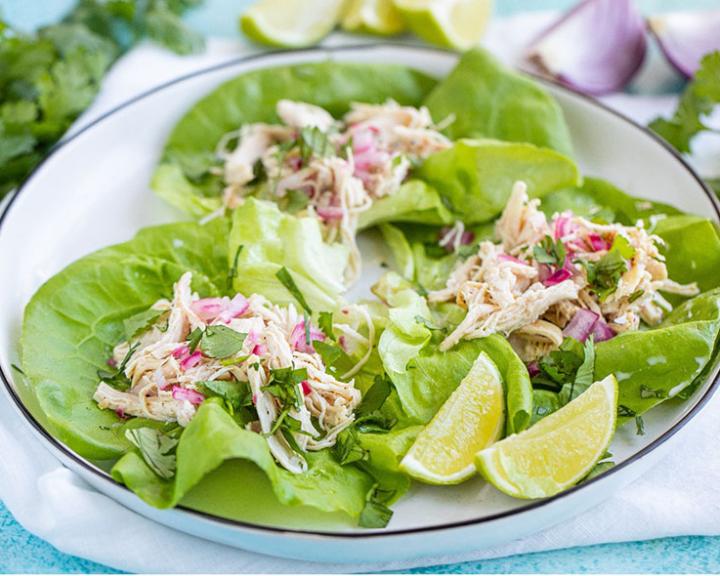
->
[525, 0, 647, 96]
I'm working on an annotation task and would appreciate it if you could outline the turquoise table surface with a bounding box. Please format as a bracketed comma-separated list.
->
[2, 0, 720, 573]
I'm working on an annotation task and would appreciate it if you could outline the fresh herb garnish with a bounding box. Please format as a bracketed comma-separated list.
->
[197, 379, 252, 410]
[263, 366, 308, 409]
[123, 306, 164, 339]
[227, 244, 244, 291]
[125, 427, 179, 480]
[357, 375, 393, 417]
[559, 337, 595, 405]
[275, 266, 312, 314]
[187, 327, 203, 353]
[333, 426, 368, 465]
[581, 235, 636, 301]
[97, 343, 139, 391]
[649, 51, 720, 154]
[283, 189, 311, 213]
[628, 289, 645, 303]
[318, 311, 335, 341]
[303, 311, 312, 346]
[617, 404, 637, 418]
[533, 235, 566, 268]
[0, 0, 204, 197]
[299, 126, 333, 163]
[359, 485, 395, 528]
[533, 337, 585, 389]
[199, 325, 247, 359]
[635, 415, 645, 436]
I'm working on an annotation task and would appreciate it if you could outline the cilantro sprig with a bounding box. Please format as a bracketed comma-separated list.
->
[0, 0, 204, 196]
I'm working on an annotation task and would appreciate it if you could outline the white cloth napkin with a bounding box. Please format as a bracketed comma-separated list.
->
[2, 13, 719, 573]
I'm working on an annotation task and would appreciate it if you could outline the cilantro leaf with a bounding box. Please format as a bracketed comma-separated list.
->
[299, 126, 333, 163]
[125, 427, 179, 479]
[357, 375, 393, 417]
[199, 325, 247, 358]
[333, 427, 368, 465]
[96, 343, 138, 391]
[318, 311, 336, 340]
[559, 337, 595, 405]
[533, 235, 566, 268]
[649, 51, 720, 153]
[359, 486, 394, 528]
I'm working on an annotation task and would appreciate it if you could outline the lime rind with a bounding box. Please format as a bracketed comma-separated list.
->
[400, 351, 505, 485]
[476, 375, 618, 499]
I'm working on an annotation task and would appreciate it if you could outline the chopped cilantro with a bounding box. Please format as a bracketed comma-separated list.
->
[650, 52, 720, 154]
[333, 426, 368, 465]
[359, 485, 394, 528]
[299, 126, 333, 163]
[580, 235, 636, 301]
[533, 235, 566, 268]
[97, 343, 138, 391]
[559, 337, 595, 405]
[125, 427, 179, 480]
[227, 244, 243, 291]
[187, 327, 203, 353]
[263, 366, 308, 409]
[198, 325, 247, 358]
[275, 266, 312, 314]
[639, 384, 667, 399]
[318, 311, 336, 341]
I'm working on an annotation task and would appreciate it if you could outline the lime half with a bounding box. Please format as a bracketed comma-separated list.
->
[394, 0, 493, 50]
[342, 0, 406, 36]
[476, 375, 618, 499]
[240, 0, 347, 48]
[400, 352, 505, 485]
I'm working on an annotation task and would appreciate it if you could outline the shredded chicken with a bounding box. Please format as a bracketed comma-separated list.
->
[430, 181, 699, 358]
[216, 99, 451, 284]
[94, 272, 364, 474]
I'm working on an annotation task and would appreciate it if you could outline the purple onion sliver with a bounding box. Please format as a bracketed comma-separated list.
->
[563, 308, 599, 342]
[591, 317, 616, 342]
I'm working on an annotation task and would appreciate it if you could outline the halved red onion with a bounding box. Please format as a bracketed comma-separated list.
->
[591, 317, 616, 342]
[648, 11, 720, 78]
[172, 386, 205, 406]
[525, 0, 647, 95]
[563, 308, 599, 342]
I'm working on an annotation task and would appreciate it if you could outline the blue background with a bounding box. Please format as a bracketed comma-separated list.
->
[2, 0, 720, 572]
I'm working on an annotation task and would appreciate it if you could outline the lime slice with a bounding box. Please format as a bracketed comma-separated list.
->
[240, 0, 346, 48]
[476, 375, 618, 499]
[400, 352, 505, 485]
[342, 0, 406, 36]
[394, 0, 493, 50]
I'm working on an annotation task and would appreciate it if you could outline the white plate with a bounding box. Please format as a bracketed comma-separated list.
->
[1, 44, 718, 564]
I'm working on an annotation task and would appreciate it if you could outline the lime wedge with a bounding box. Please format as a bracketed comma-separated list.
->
[400, 352, 505, 485]
[240, 0, 346, 48]
[394, 0, 492, 50]
[476, 375, 618, 499]
[342, 0, 406, 35]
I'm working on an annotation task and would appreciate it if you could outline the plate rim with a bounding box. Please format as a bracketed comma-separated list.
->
[2, 41, 719, 540]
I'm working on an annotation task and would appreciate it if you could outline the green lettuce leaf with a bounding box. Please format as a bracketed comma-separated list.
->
[112, 401, 373, 518]
[541, 177, 682, 225]
[152, 62, 437, 216]
[375, 273, 532, 433]
[423, 47, 574, 156]
[21, 220, 229, 460]
[358, 180, 453, 230]
[228, 197, 348, 311]
[417, 139, 581, 224]
[595, 289, 720, 419]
